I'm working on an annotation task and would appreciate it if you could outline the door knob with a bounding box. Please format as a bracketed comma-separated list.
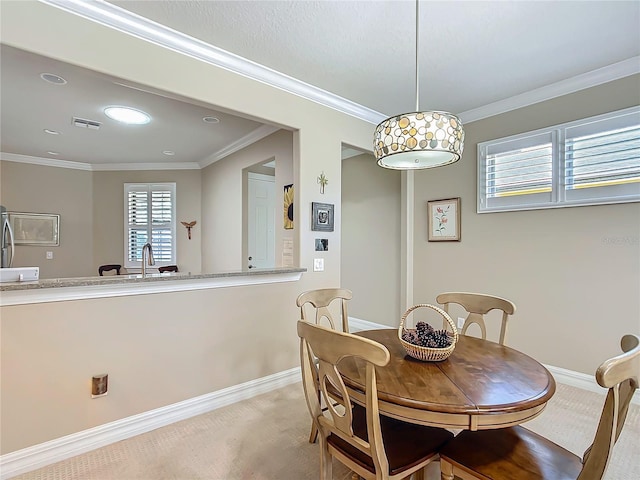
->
[248, 264, 255, 269]
[248, 256, 253, 260]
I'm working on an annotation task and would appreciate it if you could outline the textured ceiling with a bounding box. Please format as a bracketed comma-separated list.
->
[108, 0, 640, 116]
[1, 0, 638, 168]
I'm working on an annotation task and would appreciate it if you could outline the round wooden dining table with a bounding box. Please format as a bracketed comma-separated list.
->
[338, 329, 556, 431]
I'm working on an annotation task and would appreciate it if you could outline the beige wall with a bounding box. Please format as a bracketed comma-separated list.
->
[0, 160, 94, 278]
[342, 153, 402, 325]
[0, 162, 203, 277]
[93, 169, 202, 274]
[413, 75, 640, 376]
[0, 282, 303, 453]
[0, 1, 372, 454]
[201, 130, 293, 271]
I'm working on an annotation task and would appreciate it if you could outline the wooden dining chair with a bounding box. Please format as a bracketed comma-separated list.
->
[297, 288, 354, 443]
[296, 288, 353, 333]
[439, 333, 640, 480]
[158, 265, 178, 273]
[436, 292, 516, 345]
[297, 321, 454, 480]
[98, 264, 122, 276]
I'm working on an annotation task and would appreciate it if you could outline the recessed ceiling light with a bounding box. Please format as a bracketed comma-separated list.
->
[44, 129, 60, 135]
[203, 116, 220, 124]
[162, 150, 175, 156]
[104, 106, 151, 125]
[40, 73, 67, 85]
[47, 151, 60, 156]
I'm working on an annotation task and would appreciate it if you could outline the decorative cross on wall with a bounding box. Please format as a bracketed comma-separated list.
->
[317, 172, 328, 194]
[181, 221, 197, 239]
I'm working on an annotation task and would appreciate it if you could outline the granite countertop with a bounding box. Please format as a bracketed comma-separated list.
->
[0, 267, 306, 291]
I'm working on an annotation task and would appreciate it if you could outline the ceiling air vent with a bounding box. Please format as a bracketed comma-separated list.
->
[72, 117, 101, 130]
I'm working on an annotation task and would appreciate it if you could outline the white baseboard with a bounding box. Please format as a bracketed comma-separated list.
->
[0, 367, 302, 480]
[544, 364, 640, 405]
[349, 316, 389, 332]
[2, 319, 637, 479]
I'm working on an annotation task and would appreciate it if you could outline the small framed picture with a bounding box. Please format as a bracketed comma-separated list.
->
[311, 202, 334, 232]
[315, 238, 329, 251]
[427, 198, 461, 242]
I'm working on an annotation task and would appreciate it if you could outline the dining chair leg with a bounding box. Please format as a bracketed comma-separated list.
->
[440, 460, 454, 480]
[309, 422, 319, 443]
[319, 437, 332, 480]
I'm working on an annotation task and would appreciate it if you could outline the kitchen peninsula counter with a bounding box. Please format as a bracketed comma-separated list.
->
[0, 267, 306, 306]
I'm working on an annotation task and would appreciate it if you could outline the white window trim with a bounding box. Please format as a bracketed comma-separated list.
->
[124, 182, 176, 270]
[477, 106, 640, 213]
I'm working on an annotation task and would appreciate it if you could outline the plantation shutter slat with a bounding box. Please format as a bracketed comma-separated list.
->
[487, 144, 553, 197]
[478, 106, 639, 212]
[124, 183, 176, 268]
[566, 125, 640, 190]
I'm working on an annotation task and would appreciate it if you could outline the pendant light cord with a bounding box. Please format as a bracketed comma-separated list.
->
[415, 0, 420, 111]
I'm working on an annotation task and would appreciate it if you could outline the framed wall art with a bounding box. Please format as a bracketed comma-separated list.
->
[315, 238, 329, 251]
[427, 198, 460, 242]
[9, 212, 60, 246]
[311, 202, 334, 232]
[284, 184, 294, 229]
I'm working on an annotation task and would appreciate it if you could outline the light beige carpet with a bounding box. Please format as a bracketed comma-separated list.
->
[10, 382, 640, 480]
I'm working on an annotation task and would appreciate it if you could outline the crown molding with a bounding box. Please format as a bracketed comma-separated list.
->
[458, 57, 640, 124]
[40, 1, 639, 130]
[92, 162, 201, 171]
[0, 127, 281, 173]
[0, 152, 201, 171]
[0, 152, 92, 171]
[0, 126, 286, 172]
[199, 125, 281, 168]
[40, 0, 385, 125]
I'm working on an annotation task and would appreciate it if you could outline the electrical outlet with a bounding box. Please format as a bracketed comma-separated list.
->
[46, 251, 53, 260]
[91, 374, 108, 398]
[313, 258, 324, 272]
[457, 317, 465, 330]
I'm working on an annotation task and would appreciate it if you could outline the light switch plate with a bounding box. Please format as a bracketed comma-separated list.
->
[313, 258, 324, 272]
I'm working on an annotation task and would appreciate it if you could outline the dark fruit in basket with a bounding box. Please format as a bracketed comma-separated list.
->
[402, 321, 453, 348]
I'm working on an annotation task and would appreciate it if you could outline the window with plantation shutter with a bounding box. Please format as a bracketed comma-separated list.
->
[124, 183, 176, 269]
[478, 106, 640, 213]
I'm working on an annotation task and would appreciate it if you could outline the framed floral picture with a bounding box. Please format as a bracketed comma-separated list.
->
[427, 198, 461, 242]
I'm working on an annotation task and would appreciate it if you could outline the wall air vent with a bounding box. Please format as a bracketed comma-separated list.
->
[72, 117, 102, 130]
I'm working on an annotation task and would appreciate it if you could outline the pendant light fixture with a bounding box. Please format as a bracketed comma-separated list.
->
[374, 0, 464, 169]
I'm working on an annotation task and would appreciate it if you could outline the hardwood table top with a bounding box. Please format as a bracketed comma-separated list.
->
[338, 329, 556, 431]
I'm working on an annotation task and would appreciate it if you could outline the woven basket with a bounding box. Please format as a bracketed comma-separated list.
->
[398, 304, 459, 362]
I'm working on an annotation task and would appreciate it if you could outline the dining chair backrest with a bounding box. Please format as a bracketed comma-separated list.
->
[158, 265, 179, 273]
[578, 333, 639, 479]
[436, 291, 516, 345]
[296, 288, 353, 333]
[297, 320, 392, 477]
[98, 264, 122, 276]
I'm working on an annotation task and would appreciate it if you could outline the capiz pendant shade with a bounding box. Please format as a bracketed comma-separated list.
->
[374, 110, 465, 169]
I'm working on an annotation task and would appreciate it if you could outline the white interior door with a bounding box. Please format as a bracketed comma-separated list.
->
[247, 173, 275, 269]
